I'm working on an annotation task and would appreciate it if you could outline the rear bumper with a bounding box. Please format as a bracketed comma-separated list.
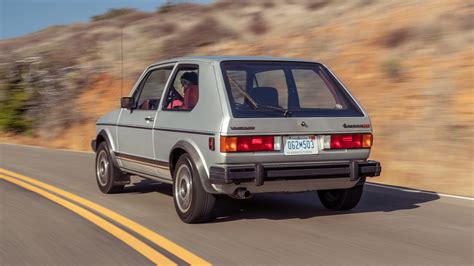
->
[209, 160, 381, 186]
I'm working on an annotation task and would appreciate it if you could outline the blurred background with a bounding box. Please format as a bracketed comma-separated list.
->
[0, 0, 472, 196]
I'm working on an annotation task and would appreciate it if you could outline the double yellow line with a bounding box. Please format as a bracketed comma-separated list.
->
[0, 168, 211, 266]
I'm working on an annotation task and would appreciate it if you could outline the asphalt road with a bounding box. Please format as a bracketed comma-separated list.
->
[1, 143, 473, 265]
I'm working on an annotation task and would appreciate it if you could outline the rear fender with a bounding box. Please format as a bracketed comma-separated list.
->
[170, 141, 217, 194]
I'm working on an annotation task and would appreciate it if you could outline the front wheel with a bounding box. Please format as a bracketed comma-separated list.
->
[318, 185, 364, 211]
[173, 154, 216, 223]
[95, 142, 128, 194]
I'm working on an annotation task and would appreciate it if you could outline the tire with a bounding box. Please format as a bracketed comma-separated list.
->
[173, 154, 216, 223]
[95, 142, 127, 194]
[318, 184, 364, 211]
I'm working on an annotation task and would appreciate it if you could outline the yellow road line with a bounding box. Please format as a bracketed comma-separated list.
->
[0, 174, 176, 266]
[0, 168, 211, 266]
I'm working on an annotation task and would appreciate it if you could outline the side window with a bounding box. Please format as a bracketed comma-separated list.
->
[163, 65, 199, 111]
[135, 67, 173, 110]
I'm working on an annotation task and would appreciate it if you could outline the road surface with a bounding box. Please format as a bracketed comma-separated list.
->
[1, 143, 472, 265]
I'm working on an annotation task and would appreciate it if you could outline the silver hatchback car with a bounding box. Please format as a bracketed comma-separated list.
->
[92, 56, 381, 223]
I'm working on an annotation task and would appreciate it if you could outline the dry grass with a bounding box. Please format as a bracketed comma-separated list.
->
[160, 17, 238, 59]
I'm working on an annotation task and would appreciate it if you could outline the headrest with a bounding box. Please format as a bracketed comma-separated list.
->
[248, 87, 279, 107]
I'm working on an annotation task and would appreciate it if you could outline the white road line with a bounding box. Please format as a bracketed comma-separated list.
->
[367, 183, 474, 201]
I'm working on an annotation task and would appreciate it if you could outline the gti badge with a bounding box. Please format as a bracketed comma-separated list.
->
[343, 123, 371, 128]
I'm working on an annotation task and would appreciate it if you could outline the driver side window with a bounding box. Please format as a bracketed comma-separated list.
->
[163, 65, 199, 111]
[135, 67, 173, 110]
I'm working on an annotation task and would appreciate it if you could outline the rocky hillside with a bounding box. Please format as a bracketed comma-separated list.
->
[0, 0, 472, 196]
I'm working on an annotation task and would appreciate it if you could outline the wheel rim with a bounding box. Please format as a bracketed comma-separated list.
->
[174, 164, 193, 213]
[96, 150, 109, 186]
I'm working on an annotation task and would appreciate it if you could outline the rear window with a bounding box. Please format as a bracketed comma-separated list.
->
[221, 61, 363, 118]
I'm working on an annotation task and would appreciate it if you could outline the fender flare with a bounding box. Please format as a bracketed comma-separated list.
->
[95, 129, 120, 168]
[170, 141, 217, 194]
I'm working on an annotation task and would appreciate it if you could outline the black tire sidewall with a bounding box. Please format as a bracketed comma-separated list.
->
[318, 184, 364, 210]
[173, 154, 215, 223]
[95, 142, 122, 194]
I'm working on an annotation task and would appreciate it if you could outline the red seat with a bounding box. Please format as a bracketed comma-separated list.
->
[183, 85, 199, 109]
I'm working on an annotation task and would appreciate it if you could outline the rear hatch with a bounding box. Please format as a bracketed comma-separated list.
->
[218, 60, 373, 164]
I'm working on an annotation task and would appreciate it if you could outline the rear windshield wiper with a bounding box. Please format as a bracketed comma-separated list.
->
[254, 103, 292, 117]
[228, 77, 291, 117]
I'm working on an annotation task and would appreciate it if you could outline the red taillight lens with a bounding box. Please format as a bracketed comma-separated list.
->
[220, 136, 274, 152]
[330, 134, 371, 149]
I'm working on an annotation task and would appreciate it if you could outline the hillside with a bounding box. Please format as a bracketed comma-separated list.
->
[0, 0, 472, 196]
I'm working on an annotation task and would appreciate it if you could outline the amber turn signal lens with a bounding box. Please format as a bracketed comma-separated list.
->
[362, 133, 373, 148]
[220, 136, 275, 152]
[220, 136, 237, 152]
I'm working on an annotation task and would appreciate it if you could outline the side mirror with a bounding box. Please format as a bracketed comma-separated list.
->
[121, 97, 136, 109]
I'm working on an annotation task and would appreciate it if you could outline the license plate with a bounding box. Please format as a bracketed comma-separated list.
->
[284, 136, 318, 155]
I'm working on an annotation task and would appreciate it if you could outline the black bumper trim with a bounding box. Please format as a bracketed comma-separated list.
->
[209, 160, 382, 185]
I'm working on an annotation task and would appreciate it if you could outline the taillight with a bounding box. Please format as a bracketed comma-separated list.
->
[323, 133, 372, 149]
[220, 136, 278, 152]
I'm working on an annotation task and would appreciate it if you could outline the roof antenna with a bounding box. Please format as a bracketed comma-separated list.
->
[120, 26, 123, 98]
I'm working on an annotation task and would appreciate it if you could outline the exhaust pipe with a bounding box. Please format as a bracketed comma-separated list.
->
[233, 188, 252, 199]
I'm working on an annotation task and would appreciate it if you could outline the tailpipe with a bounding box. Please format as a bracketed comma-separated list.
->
[232, 188, 252, 199]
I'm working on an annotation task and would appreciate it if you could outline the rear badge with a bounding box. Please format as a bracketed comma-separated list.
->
[343, 123, 371, 128]
[230, 126, 255, 130]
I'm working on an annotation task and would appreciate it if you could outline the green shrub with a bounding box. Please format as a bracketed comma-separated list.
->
[381, 58, 402, 79]
[0, 68, 33, 134]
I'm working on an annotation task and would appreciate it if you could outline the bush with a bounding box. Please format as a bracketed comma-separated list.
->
[249, 13, 269, 35]
[91, 8, 136, 21]
[160, 17, 237, 58]
[0, 68, 33, 133]
[378, 27, 412, 48]
[157, 1, 178, 13]
[381, 58, 402, 79]
[142, 22, 177, 37]
[306, 0, 329, 10]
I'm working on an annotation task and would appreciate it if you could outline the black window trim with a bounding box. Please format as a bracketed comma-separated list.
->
[130, 64, 175, 112]
[161, 63, 200, 112]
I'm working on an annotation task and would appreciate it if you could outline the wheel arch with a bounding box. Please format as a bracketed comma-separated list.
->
[95, 129, 120, 168]
[169, 141, 217, 194]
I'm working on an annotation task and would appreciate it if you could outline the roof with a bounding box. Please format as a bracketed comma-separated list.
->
[150, 56, 319, 67]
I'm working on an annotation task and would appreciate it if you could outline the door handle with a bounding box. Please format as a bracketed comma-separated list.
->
[145, 116, 154, 122]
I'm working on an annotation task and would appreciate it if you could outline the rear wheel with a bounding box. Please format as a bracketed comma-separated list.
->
[95, 142, 128, 194]
[173, 154, 216, 223]
[318, 184, 364, 210]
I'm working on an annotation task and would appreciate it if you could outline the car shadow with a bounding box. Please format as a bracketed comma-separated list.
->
[121, 180, 440, 223]
[123, 179, 173, 197]
[210, 183, 441, 223]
